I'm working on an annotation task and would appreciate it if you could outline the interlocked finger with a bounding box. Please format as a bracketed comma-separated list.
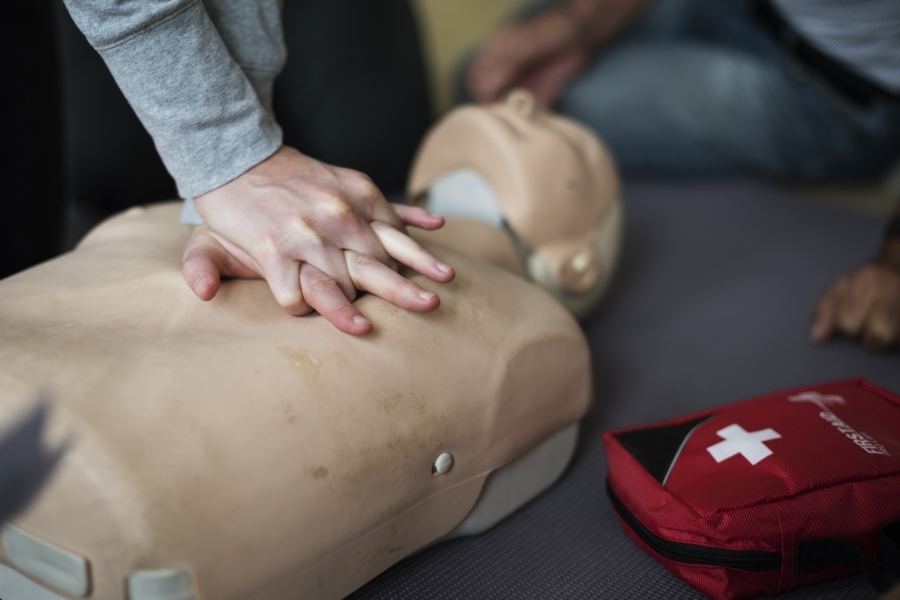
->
[370, 221, 455, 283]
[338, 170, 405, 231]
[299, 243, 358, 303]
[262, 258, 312, 316]
[366, 196, 406, 232]
[345, 250, 440, 313]
[391, 204, 445, 230]
[299, 263, 372, 335]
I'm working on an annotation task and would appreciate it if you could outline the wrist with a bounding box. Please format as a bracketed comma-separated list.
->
[195, 145, 288, 204]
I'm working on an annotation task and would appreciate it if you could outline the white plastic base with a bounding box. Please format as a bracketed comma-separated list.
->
[0, 562, 67, 600]
[2, 523, 89, 597]
[443, 422, 579, 540]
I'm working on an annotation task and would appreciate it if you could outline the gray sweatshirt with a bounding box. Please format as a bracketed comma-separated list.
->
[62, 0, 286, 222]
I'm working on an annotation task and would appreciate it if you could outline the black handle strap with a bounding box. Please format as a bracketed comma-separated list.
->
[880, 522, 900, 586]
[796, 522, 900, 593]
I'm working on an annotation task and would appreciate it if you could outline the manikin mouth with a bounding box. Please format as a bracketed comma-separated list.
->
[421, 167, 505, 228]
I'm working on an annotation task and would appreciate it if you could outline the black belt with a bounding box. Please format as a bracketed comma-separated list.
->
[752, 0, 899, 108]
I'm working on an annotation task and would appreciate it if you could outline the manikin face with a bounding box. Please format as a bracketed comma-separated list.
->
[410, 90, 622, 312]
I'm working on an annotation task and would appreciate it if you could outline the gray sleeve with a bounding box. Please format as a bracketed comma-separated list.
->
[61, 0, 284, 200]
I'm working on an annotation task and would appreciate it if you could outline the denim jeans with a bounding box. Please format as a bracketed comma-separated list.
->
[517, 0, 900, 181]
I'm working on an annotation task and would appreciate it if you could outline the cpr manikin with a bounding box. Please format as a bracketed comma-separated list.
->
[0, 91, 619, 600]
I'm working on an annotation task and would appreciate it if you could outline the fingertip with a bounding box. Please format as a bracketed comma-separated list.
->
[351, 314, 373, 335]
[183, 258, 220, 301]
[417, 290, 441, 312]
[330, 312, 371, 336]
[193, 273, 219, 302]
[277, 293, 307, 316]
[272, 284, 308, 315]
[435, 264, 455, 283]
[810, 319, 832, 344]
[283, 304, 311, 317]
[421, 214, 445, 230]
[393, 205, 445, 230]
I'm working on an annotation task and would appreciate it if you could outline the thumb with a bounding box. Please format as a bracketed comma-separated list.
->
[183, 237, 223, 302]
[182, 226, 260, 301]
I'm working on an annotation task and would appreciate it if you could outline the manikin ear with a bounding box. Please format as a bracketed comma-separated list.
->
[526, 201, 623, 319]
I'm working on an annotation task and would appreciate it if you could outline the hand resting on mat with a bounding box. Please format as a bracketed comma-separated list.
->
[811, 239, 900, 350]
[185, 146, 455, 335]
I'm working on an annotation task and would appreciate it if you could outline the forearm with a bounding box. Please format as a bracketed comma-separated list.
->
[565, 0, 659, 48]
[61, 0, 283, 199]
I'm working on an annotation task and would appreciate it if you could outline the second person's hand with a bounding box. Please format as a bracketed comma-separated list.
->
[467, 9, 588, 106]
[811, 260, 900, 350]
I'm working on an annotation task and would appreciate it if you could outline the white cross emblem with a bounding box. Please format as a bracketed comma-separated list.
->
[706, 424, 781, 465]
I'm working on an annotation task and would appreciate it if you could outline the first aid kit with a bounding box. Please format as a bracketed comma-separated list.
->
[604, 378, 900, 599]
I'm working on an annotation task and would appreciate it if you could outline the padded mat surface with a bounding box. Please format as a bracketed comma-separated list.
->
[352, 181, 899, 599]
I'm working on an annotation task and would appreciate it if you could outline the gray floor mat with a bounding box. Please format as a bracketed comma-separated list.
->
[351, 180, 899, 599]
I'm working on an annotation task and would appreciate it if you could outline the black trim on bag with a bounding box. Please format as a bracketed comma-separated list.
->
[796, 538, 866, 574]
[613, 416, 712, 485]
[606, 480, 782, 572]
[795, 538, 887, 592]
[795, 523, 900, 593]
[882, 522, 900, 577]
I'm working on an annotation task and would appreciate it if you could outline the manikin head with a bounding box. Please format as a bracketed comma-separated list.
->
[408, 89, 622, 317]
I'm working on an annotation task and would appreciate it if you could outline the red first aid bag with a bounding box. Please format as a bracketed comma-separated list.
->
[604, 378, 900, 599]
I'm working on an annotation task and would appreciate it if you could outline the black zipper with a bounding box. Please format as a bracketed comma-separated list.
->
[607, 480, 782, 572]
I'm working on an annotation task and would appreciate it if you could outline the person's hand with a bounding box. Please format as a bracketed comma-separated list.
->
[810, 261, 900, 350]
[186, 146, 454, 334]
[467, 9, 591, 107]
[183, 203, 450, 335]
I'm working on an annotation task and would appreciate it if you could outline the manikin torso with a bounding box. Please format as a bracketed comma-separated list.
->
[0, 203, 591, 600]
